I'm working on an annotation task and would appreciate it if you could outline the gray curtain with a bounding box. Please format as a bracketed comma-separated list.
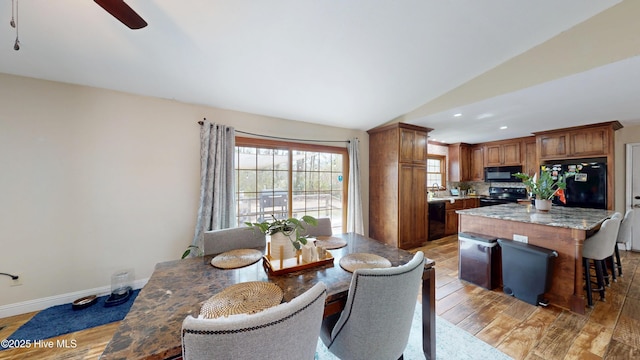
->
[347, 138, 364, 234]
[192, 121, 236, 252]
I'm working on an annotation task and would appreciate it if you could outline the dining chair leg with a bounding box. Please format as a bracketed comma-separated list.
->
[594, 260, 606, 302]
[614, 245, 623, 277]
[584, 258, 593, 308]
[607, 256, 617, 283]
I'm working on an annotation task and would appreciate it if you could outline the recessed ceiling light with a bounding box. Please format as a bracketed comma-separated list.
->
[453, 113, 462, 117]
[499, 126, 508, 130]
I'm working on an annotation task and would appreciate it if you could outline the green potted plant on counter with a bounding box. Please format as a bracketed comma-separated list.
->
[245, 215, 318, 259]
[514, 166, 575, 211]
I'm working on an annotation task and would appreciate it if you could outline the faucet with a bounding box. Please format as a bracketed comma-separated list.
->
[430, 183, 440, 199]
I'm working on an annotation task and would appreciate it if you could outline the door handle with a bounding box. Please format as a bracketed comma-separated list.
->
[635, 196, 640, 200]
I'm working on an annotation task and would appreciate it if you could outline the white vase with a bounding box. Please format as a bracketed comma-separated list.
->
[268, 232, 297, 259]
[535, 199, 552, 212]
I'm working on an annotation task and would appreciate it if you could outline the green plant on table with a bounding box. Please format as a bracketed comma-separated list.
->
[245, 215, 318, 250]
[514, 166, 576, 201]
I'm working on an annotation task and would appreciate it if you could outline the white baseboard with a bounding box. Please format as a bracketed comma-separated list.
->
[0, 278, 148, 319]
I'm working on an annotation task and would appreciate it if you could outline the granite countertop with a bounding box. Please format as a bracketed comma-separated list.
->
[456, 203, 616, 230]
[428, 195, 484, 203]
[100, 233, 433, 360]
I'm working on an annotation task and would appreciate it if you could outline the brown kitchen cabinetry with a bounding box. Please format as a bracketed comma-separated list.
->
[536, 121, 622, 160]
[449, 143, 484, 182]
[400, 127, 428, 164]
[368, 123, 432, 249]
[484, 140, 521, 166]
[444, 198, 479, 236]
[470, 145, 484, 181]
[522, 137, 537, 176]
[448, 143, 471, 182]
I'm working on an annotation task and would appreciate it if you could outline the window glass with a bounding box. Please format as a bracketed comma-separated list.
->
[427, 156, 446, 189]
[235, 138, 347, 234]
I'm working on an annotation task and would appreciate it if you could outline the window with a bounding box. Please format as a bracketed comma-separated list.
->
[235, 137, 347, 233]
[427, 155, 446, 189]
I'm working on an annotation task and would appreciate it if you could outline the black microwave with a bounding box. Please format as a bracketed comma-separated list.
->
[484, 166, 523, 182]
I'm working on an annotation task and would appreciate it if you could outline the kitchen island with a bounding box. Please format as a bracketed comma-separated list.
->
[457, 203, 615, 314]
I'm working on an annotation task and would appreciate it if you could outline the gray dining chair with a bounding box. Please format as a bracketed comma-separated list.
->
[182, 282, 327, 360]
[613, 209, 634, 277]
[202, 226, 266, 255]
[320, 251, 424, 360]
[303, 217, 333, 237]
[583, 213, 622, 307]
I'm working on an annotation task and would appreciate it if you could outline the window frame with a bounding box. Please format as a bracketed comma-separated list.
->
[426, 155, 447, 190]
[235, 136, 349, 232]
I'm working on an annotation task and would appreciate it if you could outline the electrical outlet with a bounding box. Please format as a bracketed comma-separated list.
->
[11, 274, 22, 287]
[513, 234, 528, 244]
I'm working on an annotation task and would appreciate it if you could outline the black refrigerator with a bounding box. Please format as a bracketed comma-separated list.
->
[544, 161, 607, 209]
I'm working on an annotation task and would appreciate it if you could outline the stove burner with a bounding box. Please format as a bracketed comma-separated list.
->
[480, 187, 528, 207]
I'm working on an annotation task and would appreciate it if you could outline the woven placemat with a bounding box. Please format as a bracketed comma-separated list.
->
[339, 253, 392, 273]
[210, 249, 263, 269]
[200, 281, 283, 319]
[315, 236, 347, 249]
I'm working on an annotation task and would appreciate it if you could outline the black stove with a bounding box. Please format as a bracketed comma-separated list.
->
[480, 187, 528, 207]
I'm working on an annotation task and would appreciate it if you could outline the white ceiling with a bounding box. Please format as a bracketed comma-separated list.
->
[1, 0, 637, 143]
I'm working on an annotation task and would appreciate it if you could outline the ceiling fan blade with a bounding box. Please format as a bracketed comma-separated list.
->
[94, 0, 148, 29]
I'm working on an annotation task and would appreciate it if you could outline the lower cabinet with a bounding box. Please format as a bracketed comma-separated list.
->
[444, 198, 479, 236]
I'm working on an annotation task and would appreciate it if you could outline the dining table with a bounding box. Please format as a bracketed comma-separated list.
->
[99, 232, 436, 360]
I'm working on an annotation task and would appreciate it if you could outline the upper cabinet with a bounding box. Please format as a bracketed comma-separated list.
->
[448, 143, 471, 182]
[470, 145, 484, 181]
[522, 137, 537, 176]
[484, 140, 521, 167]
[400, 127, 428, 164]
[448, 143, 485, 182]
[535, 121, 622, 161]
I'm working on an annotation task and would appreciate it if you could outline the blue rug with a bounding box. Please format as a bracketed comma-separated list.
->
[1, 290, 139, 350]
[315, 302, 513, 360]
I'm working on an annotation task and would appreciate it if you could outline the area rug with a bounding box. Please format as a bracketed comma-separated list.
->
[1, 290, 139, 350]
[315, 302, 513, 360]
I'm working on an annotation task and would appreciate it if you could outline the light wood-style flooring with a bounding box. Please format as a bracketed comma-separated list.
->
[2, 234, 639, 359]
[412, 235, 640, 360]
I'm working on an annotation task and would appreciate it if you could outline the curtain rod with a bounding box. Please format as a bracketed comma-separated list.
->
[198, 119, 351, 143]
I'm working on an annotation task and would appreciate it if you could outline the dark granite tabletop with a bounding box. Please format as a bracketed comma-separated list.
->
[457, 203, 616, 230]
[100, 232, 434, 360]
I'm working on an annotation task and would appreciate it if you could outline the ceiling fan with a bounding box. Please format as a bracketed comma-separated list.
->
[94, 0, 148, 29]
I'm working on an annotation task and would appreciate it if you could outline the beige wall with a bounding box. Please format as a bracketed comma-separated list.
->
[615, 124, 640, 213]
[0, 73, 368, 306]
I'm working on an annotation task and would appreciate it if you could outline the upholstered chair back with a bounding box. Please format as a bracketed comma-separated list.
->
[203, 226, 265, 255]
[322, 251, 424, 360]
[583, 214, 622, 261]
[182, 282, 327, 360]
[303, 217, 333, 237]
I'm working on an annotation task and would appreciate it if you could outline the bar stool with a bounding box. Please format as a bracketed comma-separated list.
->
[582, 213, 621, 307]
[613, 209, 634, 277]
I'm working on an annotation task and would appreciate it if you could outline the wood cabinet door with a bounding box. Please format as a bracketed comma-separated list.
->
[523, 140, 537, 176]
[398, 165, 427, 248]
[539, 134, 567, 159]
[413, 131, 428, 164]
[399, 129, 415, 164]
[502, 142, 521, 165]
[484, 144, 502, 166]
[570, 128, 608, 157]
[470, 146, 484, 181]
[448, 143, 471, 182]
[445, 209, 458, 236]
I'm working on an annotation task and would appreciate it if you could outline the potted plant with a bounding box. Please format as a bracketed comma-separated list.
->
[514, 166, 575, 211]
[245, 215, 318, 259]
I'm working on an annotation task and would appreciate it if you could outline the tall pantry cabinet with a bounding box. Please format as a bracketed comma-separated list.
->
[367, 123, 432, 249]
